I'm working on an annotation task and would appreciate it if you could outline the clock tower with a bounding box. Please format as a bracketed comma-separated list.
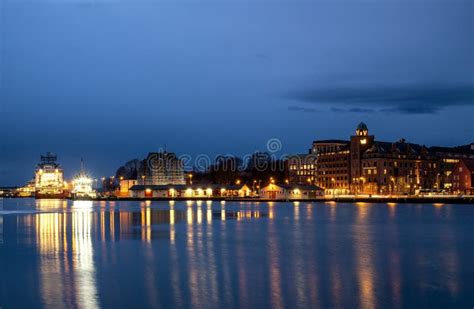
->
[350, 122, 374, 193]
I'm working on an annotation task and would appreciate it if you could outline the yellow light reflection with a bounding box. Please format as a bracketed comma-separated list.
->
[72, 207, 99, 309]
[207, 206, 212, 224]
[388, 203, 397, 218]
[197, 206, 203, 225]
[170, 207, 176, 244]
[353, 203, 375, 309]
[187, 207, 193, 225]
[221, 207, 226, 221]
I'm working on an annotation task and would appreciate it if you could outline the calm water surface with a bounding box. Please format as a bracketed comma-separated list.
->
[0, 198, 473, 308]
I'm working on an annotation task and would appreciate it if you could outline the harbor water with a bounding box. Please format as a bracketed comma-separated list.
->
[0, 198, 473, 308]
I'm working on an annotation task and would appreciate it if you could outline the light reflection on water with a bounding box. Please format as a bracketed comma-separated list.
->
[0, 199, 473, 308]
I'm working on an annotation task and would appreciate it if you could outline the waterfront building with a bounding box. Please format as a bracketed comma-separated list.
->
[118, 179, 138, 197]
[138, 151, 185, 185]
[452, 159, 474, 194]
[356, 140, 439, 195]
[315, 145, 351, 194]
[312, 123, 473, 195]
[258, 183, 323, 200]
[129, 184, 251, 198]
[428, 144, 474, 190]
[287, 154, 317, 184]
[311, 139, 351, 194]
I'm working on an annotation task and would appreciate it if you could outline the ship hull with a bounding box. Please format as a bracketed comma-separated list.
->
[71, 193, 96, 201]
[35, 192, 66, 199]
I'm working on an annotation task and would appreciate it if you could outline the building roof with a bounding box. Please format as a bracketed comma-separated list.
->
[129, 184, 249, 191]
[357, 122, 368, 131]
[265, 184, 324, 191]
[429, 144, 474, 155]
[365, 140, 426, 156]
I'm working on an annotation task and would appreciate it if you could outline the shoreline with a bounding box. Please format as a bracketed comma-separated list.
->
[3, 196, 474, 204]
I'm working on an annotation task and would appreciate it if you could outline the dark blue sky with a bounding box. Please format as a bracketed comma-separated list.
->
[1, 0, 473, 186]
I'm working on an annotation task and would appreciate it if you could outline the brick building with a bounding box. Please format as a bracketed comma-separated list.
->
[356, 140, 439, 195]
[287, 154, 317, 184]
[452, 159, 474, 194]
[313, 122, 472, 195]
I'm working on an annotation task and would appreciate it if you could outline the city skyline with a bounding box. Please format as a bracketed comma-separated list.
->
[2, 122, 473, 188]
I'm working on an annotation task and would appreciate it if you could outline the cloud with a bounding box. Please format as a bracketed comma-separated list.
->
[288, 105, 317, 113]
[286, 84, 474, 114]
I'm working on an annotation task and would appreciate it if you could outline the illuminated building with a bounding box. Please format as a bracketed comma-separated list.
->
[259, 183, 324, 200]
[129, 184, 251, 199]
[452, 159, 474, 194]
[312, 123, 474, 195]
[138, 151, 185, 185]
[429, 144, 474, 189]
[34, 152, 65, 199]
[315, 143, 351, 194]
[118, 179, 138, 197]
[287, 154, 317, 184]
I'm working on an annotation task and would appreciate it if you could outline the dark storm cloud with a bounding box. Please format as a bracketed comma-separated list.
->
[287, 84, 474, 114]
[288, 105, 317, 113]
[330, 107, 376, 114]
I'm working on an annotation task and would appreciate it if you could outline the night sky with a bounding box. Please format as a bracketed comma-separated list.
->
[1, 0, 473, 186]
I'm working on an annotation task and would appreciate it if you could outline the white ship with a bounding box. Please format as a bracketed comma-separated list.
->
[35, 152, 65, 199]
[71, 159, 96, 200]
